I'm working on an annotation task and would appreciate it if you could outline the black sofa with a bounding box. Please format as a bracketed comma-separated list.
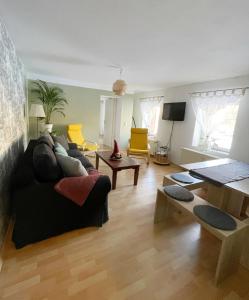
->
[11, 136, 111, 248]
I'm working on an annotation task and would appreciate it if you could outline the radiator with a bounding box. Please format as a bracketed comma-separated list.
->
[180, 147, 219, 164]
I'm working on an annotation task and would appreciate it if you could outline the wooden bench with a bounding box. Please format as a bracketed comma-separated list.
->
[154, 187, 249, 285]
[163, 172, 205, 190]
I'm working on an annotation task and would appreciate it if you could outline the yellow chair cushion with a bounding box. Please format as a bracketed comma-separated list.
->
[68, 123, 99, 151]
[128, 148, 149, 154]
[130, 128, 148, 150]
[68, 124, 85, 147]
[84, 143, 99, 151]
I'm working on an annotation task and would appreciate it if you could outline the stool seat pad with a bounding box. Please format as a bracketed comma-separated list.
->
[163, 185, 194, 202]
[193, 205, 237, 231]
[170, 173, 194, 184]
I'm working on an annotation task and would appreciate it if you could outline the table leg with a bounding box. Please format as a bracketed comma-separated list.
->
[134, 166, 139, 185]
[112, 170, 117, 190]
[96, 154, 99, 169]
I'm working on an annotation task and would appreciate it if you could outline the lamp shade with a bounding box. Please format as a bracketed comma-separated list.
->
[29, 104, 45, 118]
[112, 79, 127, 96]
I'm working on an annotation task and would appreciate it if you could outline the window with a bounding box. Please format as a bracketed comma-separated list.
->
[192, 90, 241, 153]
[140, 96, 163, 137]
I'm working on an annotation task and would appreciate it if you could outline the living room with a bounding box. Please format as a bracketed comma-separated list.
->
[1, 1, 249, 299]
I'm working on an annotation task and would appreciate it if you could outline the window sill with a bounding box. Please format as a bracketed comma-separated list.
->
[190, 147, 229, 158]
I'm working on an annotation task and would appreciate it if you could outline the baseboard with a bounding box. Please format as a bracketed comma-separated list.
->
[0, 220, 13, 272]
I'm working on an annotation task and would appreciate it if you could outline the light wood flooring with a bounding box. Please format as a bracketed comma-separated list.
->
[1, 158, 249, 300]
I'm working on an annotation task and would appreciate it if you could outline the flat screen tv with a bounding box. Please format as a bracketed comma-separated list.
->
[162, 102, 186, 121]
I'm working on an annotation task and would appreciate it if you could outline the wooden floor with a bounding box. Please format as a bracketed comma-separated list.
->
[1, 158, 249, 300]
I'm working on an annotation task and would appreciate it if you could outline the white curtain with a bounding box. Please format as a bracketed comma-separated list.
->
[191, 90, 241, 151]
[140, 96, 163, 136]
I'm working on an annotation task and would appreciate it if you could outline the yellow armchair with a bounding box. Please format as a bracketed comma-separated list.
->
[67, 124, 99, 151]
[127, 128, 150, 165]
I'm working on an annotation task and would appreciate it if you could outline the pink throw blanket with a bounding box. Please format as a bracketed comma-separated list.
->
[55, 174, 100, 206]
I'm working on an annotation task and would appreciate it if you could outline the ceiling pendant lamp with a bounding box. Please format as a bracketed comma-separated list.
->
[112, 67, 127, 96]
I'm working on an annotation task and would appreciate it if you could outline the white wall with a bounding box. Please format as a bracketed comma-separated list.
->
[133, 75, 249, 164]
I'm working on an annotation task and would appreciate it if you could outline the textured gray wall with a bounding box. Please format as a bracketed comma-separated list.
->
[0, 20, 27, 247]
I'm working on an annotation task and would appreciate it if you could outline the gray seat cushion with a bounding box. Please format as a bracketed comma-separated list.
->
[163, 185, 194, 202]
[193, 205, 237, 231]
[170, 173, 194, 184]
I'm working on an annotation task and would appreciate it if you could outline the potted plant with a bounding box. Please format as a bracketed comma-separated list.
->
[31, 80, 68, 133]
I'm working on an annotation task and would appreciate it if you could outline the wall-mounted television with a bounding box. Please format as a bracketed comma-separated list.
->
[162, 102, 186, 121]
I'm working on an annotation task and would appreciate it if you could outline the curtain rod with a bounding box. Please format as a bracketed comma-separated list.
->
[190, 86, 249, 96]
[139, 95, 164, 100]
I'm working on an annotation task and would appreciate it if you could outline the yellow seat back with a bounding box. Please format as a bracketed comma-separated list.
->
[67, 124, 85, 146]
[130, 128, 148, 150]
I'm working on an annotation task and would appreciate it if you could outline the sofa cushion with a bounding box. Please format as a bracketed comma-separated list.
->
[52, 135, 69, 150]
[67, 149, 93, 169]
[37, 135, 54, 149]
[43, 133, 55, 146]
[56, 154, 88, 177]
[54, 142, 68, 156]
[33, 144, 62, 182]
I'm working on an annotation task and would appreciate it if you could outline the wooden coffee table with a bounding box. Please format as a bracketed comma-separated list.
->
[95, 151, 140, 190]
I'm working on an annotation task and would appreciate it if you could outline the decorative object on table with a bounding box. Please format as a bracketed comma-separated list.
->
[112, 66, 127, 96]
[127, 128, 150, 165]
[67, 123, 99, 151]
[110, 139, 122, 160]
[31, 80, 68, 133]
[29, 103, 45, 138]
[154, 145, 170, 165]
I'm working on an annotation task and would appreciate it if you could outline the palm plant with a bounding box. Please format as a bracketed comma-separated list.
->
[31, 80, 68, 124]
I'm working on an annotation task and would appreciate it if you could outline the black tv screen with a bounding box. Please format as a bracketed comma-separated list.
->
[162, 102, 186, 121]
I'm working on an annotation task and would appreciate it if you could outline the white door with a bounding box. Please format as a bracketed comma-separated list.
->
[103, 98, 117, 147]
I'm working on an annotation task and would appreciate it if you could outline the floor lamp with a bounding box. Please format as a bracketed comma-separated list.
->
[29, 104, 45, 138]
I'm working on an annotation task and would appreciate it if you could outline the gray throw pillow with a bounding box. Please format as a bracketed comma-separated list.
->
[54, 142, 68, 156]
[56, 154, 88, 177]
[52, 135, 69, 150]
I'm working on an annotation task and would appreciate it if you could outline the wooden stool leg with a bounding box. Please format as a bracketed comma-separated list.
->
[215, 229, 247, 285]
[154, 190, 170, 224]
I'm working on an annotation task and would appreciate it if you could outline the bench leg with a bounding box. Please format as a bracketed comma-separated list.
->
[215, 229, 247, 285]
[154, 190, 170, 224]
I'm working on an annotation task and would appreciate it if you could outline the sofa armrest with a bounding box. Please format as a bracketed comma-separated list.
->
[68, 142, 78, 150]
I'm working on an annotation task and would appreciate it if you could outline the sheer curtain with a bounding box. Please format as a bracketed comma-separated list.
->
[191, 90, 242, 152]
[140, 96, 163, 137]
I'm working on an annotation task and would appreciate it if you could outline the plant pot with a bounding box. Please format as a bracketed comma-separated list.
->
[42, 123, 53, 133]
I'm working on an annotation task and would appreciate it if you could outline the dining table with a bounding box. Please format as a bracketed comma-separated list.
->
[180, 158, 249, 271]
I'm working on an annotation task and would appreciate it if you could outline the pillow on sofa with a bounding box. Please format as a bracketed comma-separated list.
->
[54, 142, 68, 156]
[37, 135, 54, 149]
[43, 133, 54, 146]
[67, 149, 94, 169]
[33, 144, 62, 181]
[56, 154, 88, 177]
[52, 135, 69, 150]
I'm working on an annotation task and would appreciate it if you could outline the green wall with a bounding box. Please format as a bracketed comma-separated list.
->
[28, 80, 134, 148]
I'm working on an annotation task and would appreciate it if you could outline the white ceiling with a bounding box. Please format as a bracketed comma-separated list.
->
[1, 0, 249, 92]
